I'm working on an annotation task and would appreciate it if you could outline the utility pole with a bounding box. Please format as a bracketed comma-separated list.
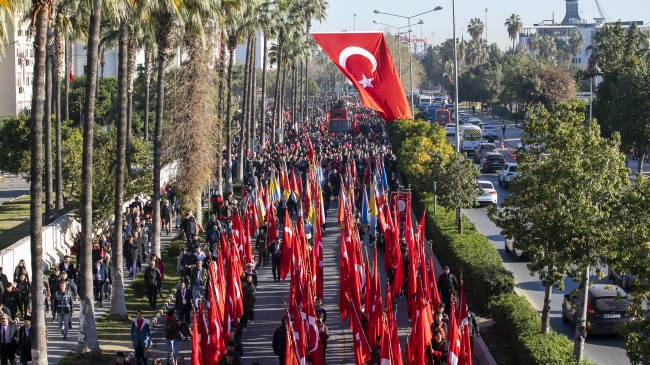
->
[485, 8, 488, 43]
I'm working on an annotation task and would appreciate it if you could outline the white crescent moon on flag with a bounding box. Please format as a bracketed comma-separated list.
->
[339, 46, 377, 73]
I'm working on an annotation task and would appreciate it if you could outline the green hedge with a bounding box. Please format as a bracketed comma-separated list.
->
[414, 193, 514, 312]
[489, 293, 595, 365]
[131, 272, 146, 298]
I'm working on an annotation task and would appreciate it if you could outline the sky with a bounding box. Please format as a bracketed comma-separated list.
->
[310, 0, 650, 50]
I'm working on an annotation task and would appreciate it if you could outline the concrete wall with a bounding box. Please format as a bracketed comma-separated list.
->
[0, 213, 80, 278]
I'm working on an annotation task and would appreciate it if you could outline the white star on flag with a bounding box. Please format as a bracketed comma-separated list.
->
[358, 74, 374, 88]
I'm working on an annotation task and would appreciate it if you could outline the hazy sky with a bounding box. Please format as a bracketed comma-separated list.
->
[310, 0, 650, 50]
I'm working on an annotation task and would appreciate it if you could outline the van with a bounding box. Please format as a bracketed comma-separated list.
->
[461, 125, 482, 153]
[418, 96, 432, 111]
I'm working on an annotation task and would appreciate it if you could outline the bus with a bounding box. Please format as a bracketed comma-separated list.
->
[461, 125, 482, 153]
[418, 96, 432, 111]
[434, 109, 451, 126]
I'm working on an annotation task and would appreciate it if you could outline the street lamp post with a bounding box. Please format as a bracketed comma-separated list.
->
[453, 0, 460, 153]
[374, 6, 443, 119]
[354, 13, 357, 31]
[372, 21, 414, 86]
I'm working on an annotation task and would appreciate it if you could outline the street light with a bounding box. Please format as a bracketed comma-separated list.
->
[374, 6, 443, 118]
[452, 0, 460, 153]
[372, 20, 415, 79]
[354, 13, 357, 31]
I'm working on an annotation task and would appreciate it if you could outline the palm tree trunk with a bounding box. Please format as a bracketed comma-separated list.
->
[216, 34, 227, 195]
[272, 30, 284, 144]
[29, 3, 50, 364]
[225, 40, 236, 194]
[292, 64, 297, 130]
[110, 20, 129, 317]
[77, 0, 102, 353]
[64, 37, 70, 120]
[249, 37, 256, 155]
[279, 63, 287, 141]
[54, 27, 64, 210]
[143, 50, 151, 141]
[238, 35, 252, 183]
[44, 48, 53, 216]
[260, 36, 268, 153]
[126, 34, 136, 174]
[153, 12, 174, 259]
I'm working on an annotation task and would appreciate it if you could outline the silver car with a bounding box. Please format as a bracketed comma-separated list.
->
[497, 163, 518, 187]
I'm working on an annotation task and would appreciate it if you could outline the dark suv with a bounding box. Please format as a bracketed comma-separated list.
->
[480, 152, 506, 172]
[562, 284, 632, 335]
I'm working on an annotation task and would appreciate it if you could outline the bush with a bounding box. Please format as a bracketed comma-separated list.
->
[164, 242, 184, 258]
[415, 193, 514, 312]
[489, 293, 594, 365]
[131, 272, 146, 298]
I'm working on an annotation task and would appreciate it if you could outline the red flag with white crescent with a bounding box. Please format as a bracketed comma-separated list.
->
[312, 32, 412, 122]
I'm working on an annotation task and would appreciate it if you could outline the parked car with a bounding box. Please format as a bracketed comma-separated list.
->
[480, 152, 506, 172]
[482, 125, 499, 138]
[504, 236, 528, 261]
[476, 180, 497, 206]
[609, 269, 637, 291]
[473, 143, 497, 163]
[498, 162, 519, 187]
[562, 284, 633, 335]
[445, 123, 456, 136]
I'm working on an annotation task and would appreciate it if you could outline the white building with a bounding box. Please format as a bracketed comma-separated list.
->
[0, 17, 34, 117]
[518, 0, 649, 67]
[234, 31, 273, 69]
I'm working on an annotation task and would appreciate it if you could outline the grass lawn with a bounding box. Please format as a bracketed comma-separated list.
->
[59, 351, 115, 365]
[0, 195, 33, 248]
[95, 234, 185, 349]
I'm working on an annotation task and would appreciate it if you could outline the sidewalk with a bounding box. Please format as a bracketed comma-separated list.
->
[0, 174, 29, 205]
[46, 226, 177, 364]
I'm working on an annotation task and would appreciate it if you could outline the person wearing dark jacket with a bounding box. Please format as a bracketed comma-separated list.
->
[13, 260, 29, 284]
[1, 283, 20, 320]
[272, 317, 288, 365]
[428, 329, 448, 365]
[0, 267, 9, 294]
[15, 275, 29, 319]
[143, 260, 162, 310]
[59, 256, 76, 282]
[242, 276, 256, 327]
[92, 258, 109, 307]
[175, 281, 193, 324]
[437, 265, 459, 316]
[0, 314, 17, 365]
[180, 249, 197, 286]
[14, 315, 32, 365]
[163, 309, 182, 364]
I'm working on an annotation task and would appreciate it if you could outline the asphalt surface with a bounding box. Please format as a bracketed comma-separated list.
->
[461, 113, 634, 365]
[0, 174, 29, 204]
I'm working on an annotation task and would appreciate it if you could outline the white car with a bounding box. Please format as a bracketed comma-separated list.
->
[476, 180, 498, 206]
[467, 117, 482, 125]
[498, 163, 518, 187]
[482, 125, 499, 138]
[445, 123, 456, 135]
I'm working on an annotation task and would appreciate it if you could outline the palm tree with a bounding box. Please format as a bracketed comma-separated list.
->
[467, 18, 484, 41]
[77, 0, 103, 353]
[527, 32, 541, 58]
[257, 2, 279, 153]
[28, 0, 52, 362]
[300, 0, 327, 125]
[44, 29, 53, 216]
[538, 35, 557, 63]
[505, 14, 522, 51]
[568, 29, 584, 65]
[106, 1, 131, 317]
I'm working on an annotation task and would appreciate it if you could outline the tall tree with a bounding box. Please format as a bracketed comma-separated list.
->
[109, 12, 129, 317]
[44, 30, 53, 215]
[504, 14, 522, 51]
[467, 18, 484, 41]
[28, 0, 51, 363]
[492, 101, 628, 360]
[568, 30, 584, 65]
[527, 32, 541, 59]
[77, 0, 102, 353]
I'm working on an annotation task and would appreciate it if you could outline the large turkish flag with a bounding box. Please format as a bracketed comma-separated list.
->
[312, 32, 412, 122]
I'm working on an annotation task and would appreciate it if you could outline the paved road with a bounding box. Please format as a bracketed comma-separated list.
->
[0, 174, 29, 204]
[462, 113, 631, 365]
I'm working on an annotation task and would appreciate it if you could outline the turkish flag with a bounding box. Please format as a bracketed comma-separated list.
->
[191, 311, 202, 365]
[348, 293, 372, 364]
[448, 303, 462, 365]
[312, 32, 412, 122]
[307, 135, 315, 162]
[280, 209, 293, 280]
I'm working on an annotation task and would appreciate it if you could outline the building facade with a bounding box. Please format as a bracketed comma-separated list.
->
[0, 17, 34, 117]
[519, 0, 649, 67]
